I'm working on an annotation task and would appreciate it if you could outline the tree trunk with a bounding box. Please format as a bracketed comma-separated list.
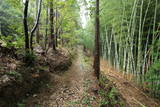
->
[0, 22, 2, 36]
[30, 0, 42, 50]
[23, 0, 30, 53]
[55, 7, 58, 47]
[93, 0, 100, 79]
[36, 0, 40, 44]
[50, 1, 56, 51]
[45, 6, 48, 50]
[36, 26, 40, 44]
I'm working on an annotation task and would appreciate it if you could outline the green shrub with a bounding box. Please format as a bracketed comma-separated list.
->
[145, 60, 160, 98]
[0, 35, 24, 49]
[0, 36, 14, 48]
[6, 71, 22, 81]
[13, 36, 24, 49]
[24, 52, 37, 66]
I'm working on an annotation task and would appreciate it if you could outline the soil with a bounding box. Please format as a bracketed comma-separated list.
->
[0, 48, 72, 107]
[100, 59, 160, 107]
[23, 48, 100, 107]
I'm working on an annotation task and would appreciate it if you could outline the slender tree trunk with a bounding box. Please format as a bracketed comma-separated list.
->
[151, 0, 158, 63]
[93, 0, 100, 79]
[23, 0, 30, 53]
[30, 0, 42, 51]
[109, 29, 113, 65]
[36, 0, 40, 44]
[104, 26, 108, 59]
[50, 1, 56, 51]
[113, 31, 119, 69]
[0, 22, 2, 36]
[36, 26, 40, 43]
[45, 7, 48, 50]
[55, 7, 58, 47]
[137, 0, 143, 83]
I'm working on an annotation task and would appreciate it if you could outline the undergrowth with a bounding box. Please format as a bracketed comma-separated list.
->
[99, 74, 125, 107]
[6, 71, 23, 81]
[24, 52, 37, 66]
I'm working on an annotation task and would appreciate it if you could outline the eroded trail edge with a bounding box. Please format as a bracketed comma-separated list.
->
[101, 59, 160, 107]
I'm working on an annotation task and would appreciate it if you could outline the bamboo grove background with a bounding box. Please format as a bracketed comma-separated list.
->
[83, 0, 160, 98]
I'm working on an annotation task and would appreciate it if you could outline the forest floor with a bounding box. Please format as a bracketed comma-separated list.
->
[1, 46, 159, 107]
[100, 59, 160, 107]
[23, 48, 101, 107]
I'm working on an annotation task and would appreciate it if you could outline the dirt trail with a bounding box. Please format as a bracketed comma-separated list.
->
[25, 48, 100, 107]
[100, 59, 160, 107]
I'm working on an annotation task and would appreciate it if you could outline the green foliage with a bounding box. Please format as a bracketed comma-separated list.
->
[13, 36, 24, 49]
[78, 20, 94, 52]
[0, 0, 22, 36]
[68, 101, 81, 105]
[17, 103, 25, 107]
[0, 35, 24, 49]
[148, 60, 160, 76]
[99, 73, 109, 87]
[145, 60, 160, 97]
[24, 52, 37, 66]
[99, 75, 123, 106]
[0, 36, 14, 48]
[6, 71, 22, 81]
[98, 88, 120, 106]
[6, 71, 21, 76]
[61, 33, 79, 47]
[34, 104, 41, 107]
[82, 95, 91, 106]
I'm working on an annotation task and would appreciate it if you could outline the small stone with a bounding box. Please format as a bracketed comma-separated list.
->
[33, 94, 37, 97]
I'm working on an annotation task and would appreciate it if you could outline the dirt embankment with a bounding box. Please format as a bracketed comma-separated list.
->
[0, 48, 73, 107]
[100, 59, 160, 107]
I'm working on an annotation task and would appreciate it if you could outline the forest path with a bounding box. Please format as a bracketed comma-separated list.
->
[25, 47, 100, 107]
[100, 59, 160, 107]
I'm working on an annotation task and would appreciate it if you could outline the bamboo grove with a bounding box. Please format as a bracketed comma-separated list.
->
[101, 0, 160, 98]
[83, 0, 160, 98]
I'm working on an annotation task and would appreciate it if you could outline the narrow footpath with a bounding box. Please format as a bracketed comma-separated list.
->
[25, 48, 100, 107]
[22, 49, 160, 107]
